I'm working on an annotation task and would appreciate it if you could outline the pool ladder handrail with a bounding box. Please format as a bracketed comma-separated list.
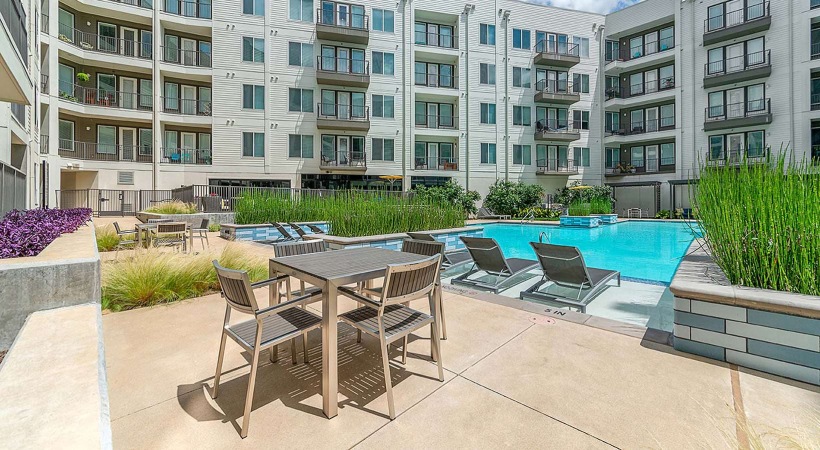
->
[521, 210, 535, 224]
[538, 231, 549, 243]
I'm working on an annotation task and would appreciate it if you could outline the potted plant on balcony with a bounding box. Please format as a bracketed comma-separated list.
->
[76, 72, 90, 84]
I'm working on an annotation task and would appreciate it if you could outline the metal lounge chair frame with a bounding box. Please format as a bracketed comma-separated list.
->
[476, 207, 511, 220]
[287, 222, 312, 239]
[520, 242, 621, 313]
[406, 232, 472, 268]
[305, 223, 325, 234]
[451, 236, 538, 293]
[271, 222, 299, 242]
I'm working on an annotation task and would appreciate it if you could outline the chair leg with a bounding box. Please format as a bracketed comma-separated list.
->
[430, 311, 444, 382]
[290, 338, 298, 364]
[379, 336, 396, 420]
[401, 336, 408, 365]
[240, 341, 262, 439]
[302, 332, 310, 364]
[437, 283, 447, 340]
[212, 331, 228, 399]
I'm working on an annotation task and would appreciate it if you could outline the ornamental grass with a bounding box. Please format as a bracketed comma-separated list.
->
[144, 200, 198, 215]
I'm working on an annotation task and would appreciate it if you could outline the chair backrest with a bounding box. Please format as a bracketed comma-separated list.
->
[273, 239, 326, 257]
[529, 242, 592, 287]
[287, 223, 308, 238]
[156, 222, 187, 234]
[306, 224, 324, 234]
[380, 254, 441, 307]
[460, 236, 511, 275]
[406, 232, 437, 242]
[148, 218, 172, 224]
[198, 218, 210, 230]
[273, 223, 295, 239]
[113, 222, 123, 234]
[401, 239, 445, 265]
[212, 261, 259, 314]
[477, 207, 497, 218]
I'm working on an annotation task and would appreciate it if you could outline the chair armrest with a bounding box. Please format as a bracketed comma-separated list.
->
[255, 289, 323, 318]
[250, 274, 289, 289]
[338, 286, 382, 308]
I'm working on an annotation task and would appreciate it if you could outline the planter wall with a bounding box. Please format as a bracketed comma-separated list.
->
[560, 216, 601, 227]
[590, 214, 618, 224]
[320, 227, 484, 251]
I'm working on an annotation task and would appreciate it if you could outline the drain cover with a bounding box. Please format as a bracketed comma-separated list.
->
[529, 316, 556, 325]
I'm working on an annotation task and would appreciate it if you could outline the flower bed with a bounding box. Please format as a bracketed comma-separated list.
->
[0, 208, 92, 259]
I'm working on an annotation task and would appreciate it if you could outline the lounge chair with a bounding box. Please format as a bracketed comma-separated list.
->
[306, 224, 325, 234]
[520, 242, 621, 313]
[271, 223, 299, 242]
[451, 237, 538, 293]
[476, 207, 511, 220]
[406, 232, 472, 268]
[287, 222, 312, 239]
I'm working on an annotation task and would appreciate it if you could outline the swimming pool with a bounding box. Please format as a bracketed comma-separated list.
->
[479, 221, 700, 284]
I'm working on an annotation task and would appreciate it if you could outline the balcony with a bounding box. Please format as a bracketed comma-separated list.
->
[605, 157, 676, 176]
[105, 0, 153, 9]
[1, 0, 27, 63]
[316, 104, 370, 131]
[536, 159, 578, 176]
[813, 41, 820, 60]
[162, 0, 212, 19]
[316, 8, 368, 45]
[41, 74, 49, 94]
[57, 24, 152, 62]
[704, 99, 771, 131]
[533, 80, 580, 105]
[316, 56, 370, 88]
[813, 0, 820, 9]
[534, 120, 581, 142]
[533, 41, 580, 68]
[607, 118, 676, 137]
[40, 135, 49, 155]
[58, 139, 153, 163]
[160, 148, 212, 165]
[161, 46, 212, 68]
[161, 97, 212, 116]
[704, 50, 771, 88]
[606, 77, 676, 106]
[705, 151, 767, 168]
[415, 114, 457, 131]
[703, 2, 770, 46]
[413, 156, 458, 171]
[320, 150, 366, 171]
[414, 72, 458, 90]
[41, 14, 48, 34]
[59, 83, 152, 111]
[812, 91, 820, 111]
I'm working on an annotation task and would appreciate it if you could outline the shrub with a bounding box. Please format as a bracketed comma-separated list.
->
[655, 210, 671, 219]
[589, 198, 612, 215]
[695, 153, 820, 295]
[413, 180, 481, 216]
[483, 181, 545, 217]
[96, 225, 120, 252]
[102, 244, 268, 311]
[555, 182, 613, 206]
[0, 208, 92, 259]
[144, 200, 198, 215]
[517, 207, 560, 221]
[208, 223, 221, 232]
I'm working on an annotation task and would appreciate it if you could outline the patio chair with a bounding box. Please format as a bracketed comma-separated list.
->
[337, 254, 444, 419]
[211, 262, 322, 438]
[112, 221, 138, 258]
[400, 239, 449, 342]
[272, 239, 326, 307]
[406, 232, 472, 268]
[476, 207, 511, 220]
[451, 237, 538, 293]
[272, 222, 299, 242]
[192, 218, 209, 250]
[147, 218, 172, 224]
[286, 222, 311, 239]
[306, 224, 325, 234]
[151, 222, 187, 252]
[520, 243, 620, 313]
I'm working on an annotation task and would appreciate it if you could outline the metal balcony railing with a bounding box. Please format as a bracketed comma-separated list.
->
[813, 42, 820, 60]
[606, 157, 675, 174]
[537, 158, 577, 174]
[58, 139, 153, 162]
[58, 24, 152, 59]
[618, 77, 676, 99]
[414, 156, 458, 171]
[163, 0, 212, 19]
[705, 99, 770, 122]
[415, 30, 457, 49]
[414, 71, 458, 89]
[161, 46, 212, 67]
[706, 150, 767, 167]
[705, 50, 770, 76]
[612, 36, 675, 62]
[608, 117, 676, 136]
[0, 0, 27, 62]
[320, 150, 367, 168]
[160, 148, 212, 165]
[535, 79, 573, 94]
[705, 1, 769, 33]
[40, 135, 49, 154]
[317, 7, 368, 31]
[415, 114, 457, 130]
[812, 93, 820, 111]
[317, 56, 369, 75]
[59, 83, 152, 110]
[105, 0, 153, 8]
[161, 97, 212, 115]
[317, 103, 369, 121]
[535, 40, 579, 57]
[41, 74, 49, 93]
[535, 119, 578, 134]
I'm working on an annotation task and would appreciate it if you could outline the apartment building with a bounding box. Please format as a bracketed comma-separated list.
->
[23, 0, 818, 213]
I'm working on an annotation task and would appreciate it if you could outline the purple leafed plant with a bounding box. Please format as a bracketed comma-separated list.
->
[0, 208, 93, 259]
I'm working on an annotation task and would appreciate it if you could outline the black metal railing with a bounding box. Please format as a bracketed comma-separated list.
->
[1, 0, 27, 62]
[535, 79, 573, 94]
[10, 103, 24, 124]
[105, 0, 153, 8]
[317, 56, 369, 75]
[162, 46, 212, 67]
[620, 77, 676, 99]
[59, 83, 153, 110]
[317, 103, 369, 121]
[706, 151, 768, 167]
[705, 50, 770, 76]
[812, 42, 820, 60]
[160, 148, 212, 165]
[612, 37, 675, 62]
[414, 30, 456, 49]
[705, 99, 770, 122]
[608, 118, 676, 136]
[40, 135, 49, 154]
[317, 8, 368, 31]
[58, 24, 152, 59]
[41, 13, 49, 33]
[41, 74, 49, 93]
[535, 40, 579, 57]
[705, 2, 769, 33]
[415, 114, 457, 129]
[58, 139, 153, 162]
[414, 156, 458, 171]
[535, 119, 578, 134]
[414, 71, 457, 89]
[320, 150, 367, 168]
[606, 157, 675, 174]
[161, 97, 211, 115]
[537, 158, 577, 174]
[163, 0, 211, 18]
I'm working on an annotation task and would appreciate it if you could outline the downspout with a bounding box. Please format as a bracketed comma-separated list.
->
[462, 4, 474, 190]
[401, 0, 408, 190]
[788, 0, 795, 162]
[502, 10, 510, 181]
[151, 0, 159, 190]
[596, 24, 605, 188]
[690, 0, 696, 181]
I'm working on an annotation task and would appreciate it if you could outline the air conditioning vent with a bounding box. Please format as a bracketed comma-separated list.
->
[117, 171, 134, 185]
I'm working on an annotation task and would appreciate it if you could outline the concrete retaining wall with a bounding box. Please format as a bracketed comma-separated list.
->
[316, 226, 484, 251]
[560, 216, 601, 227]
[136, 212, 235, 226]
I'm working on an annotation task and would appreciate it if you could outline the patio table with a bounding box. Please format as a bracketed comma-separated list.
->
[268, 247, 431, 419]
[135, 222, 194, 252]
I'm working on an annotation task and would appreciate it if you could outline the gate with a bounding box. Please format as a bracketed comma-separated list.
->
[96, 189, 140, 216]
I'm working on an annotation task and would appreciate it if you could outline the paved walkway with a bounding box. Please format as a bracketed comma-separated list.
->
[103, 287, 820, 449]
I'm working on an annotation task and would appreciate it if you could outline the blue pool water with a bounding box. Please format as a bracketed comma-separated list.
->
[479, 221, 700, 284]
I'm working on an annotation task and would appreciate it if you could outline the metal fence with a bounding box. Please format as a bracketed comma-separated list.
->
[0, 162, 27, 218]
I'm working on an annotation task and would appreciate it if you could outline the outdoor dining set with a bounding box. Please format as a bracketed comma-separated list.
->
[112, 218, 209, 256]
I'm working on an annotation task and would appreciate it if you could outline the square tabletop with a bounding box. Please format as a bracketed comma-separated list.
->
[269, 247, 430, 285]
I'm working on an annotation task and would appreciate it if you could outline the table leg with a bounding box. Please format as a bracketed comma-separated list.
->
[268, 261, 276, 307]
[322, 281, 338, 418]
[189, 228, 194, 253]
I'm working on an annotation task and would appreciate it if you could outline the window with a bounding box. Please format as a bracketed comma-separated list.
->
[139, 129, 152, 155]
[373, 9, 394, 32]
[97, 125, 117, 154]
[242, 0, 264, 15]
[573, 36, 589, 58]
[289, 0, 313, 22]
[140, 79, 152, 108]
[481, 143, 496, 164]
[513, 28, 531, 50]
[747, 131, 765, 157]
[660, 104, 675, 127]
[572, 74, 589, 93]
[288, 42, 313, 67]
[707, 4, 724, 32]
[629, 36, 643, 59]
[372, 94, 394, 118]
[415, 62, 455, 88]
[372, 51, 394, 75]
[513, 106, 531, 126]
[605, 40, 619, 61]
[371, 138, 394, 161]
[747, 84, 765, 112]
[480, 103, 496, 124]
[513, 67, 531, 88]
[480, 63, 496, 85]
[605, 112, 620, 133]
[631, 146, 645, 167]
[709, 135, 724, 160]
[242, 132, 264, 157]
[415, 102, 454, 128]
[242, 37, 264, 62]
[631, 109, 644, 132]
[288, 134, 313, 158]
[708, 91, 724, 118]
[415, 22, 455, 48]
[288, 88, 313, 112]
[480, 23, 495, 45]
[659, 27, 674, 51]
[58, 119, 74, 150]
[605, 148, 620, 168]
[513, 145, 531, 165]
[573, 147, 590, 167]
[660, 143, 675, 165]
[573, 110, 589, 130]
[242, 84, 264, 109]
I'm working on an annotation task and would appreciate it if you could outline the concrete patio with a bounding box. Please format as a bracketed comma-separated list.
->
[103, 285, 820, 449]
